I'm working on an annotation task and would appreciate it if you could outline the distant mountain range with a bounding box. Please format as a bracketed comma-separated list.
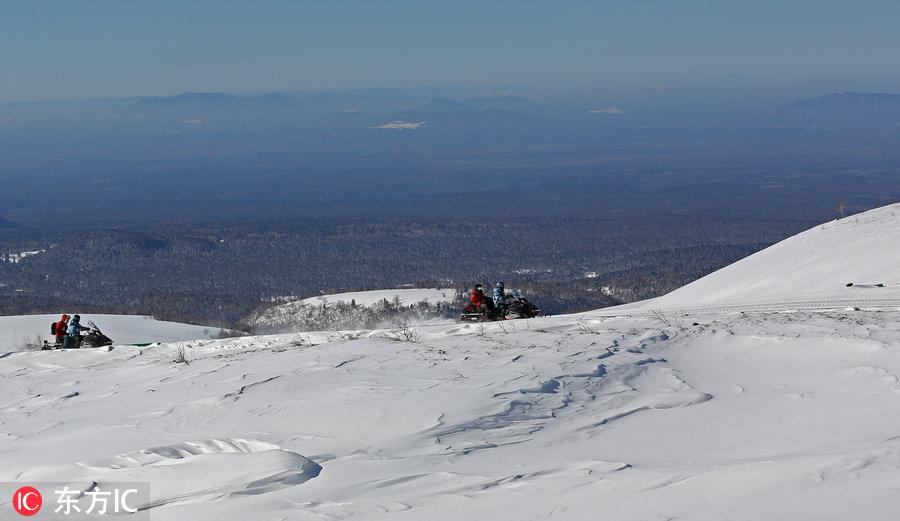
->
[414, 96, 555, 116]
[369, 95, 558, 129]
[121, 91, 559, 129]
[135, 92, 302, 108]
[133, 92, 551, 113]
[388, 107, 548, 130]
[127, 92, 306, 123]
[0, 216, 18, 228]
[5, 88, 900, 132]
[773, 92, 900, 128]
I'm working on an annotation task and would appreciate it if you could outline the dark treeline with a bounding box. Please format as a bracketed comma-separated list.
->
[0, 214, 810, 327]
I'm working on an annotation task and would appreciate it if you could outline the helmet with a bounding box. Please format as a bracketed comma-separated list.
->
[73, 314, 81, 321]
[475, 284, 483, 290]
[496, 282, 504, 288]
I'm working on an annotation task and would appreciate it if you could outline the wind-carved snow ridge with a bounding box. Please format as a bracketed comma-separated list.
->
[43, 438, 322, 511]
[427, 330, 712, 458]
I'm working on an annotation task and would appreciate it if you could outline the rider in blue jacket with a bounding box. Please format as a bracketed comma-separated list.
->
[493, 282, 506, 308]
[63, 314, 89, 349]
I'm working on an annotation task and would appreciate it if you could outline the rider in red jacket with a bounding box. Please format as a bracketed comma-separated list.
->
[54, 314, 69, 345]
[470, 284, 485, 309]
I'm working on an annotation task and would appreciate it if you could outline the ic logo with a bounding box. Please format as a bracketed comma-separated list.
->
[12, 486, 42, 516]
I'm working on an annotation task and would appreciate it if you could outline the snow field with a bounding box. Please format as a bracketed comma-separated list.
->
[2, 308, 900, 519]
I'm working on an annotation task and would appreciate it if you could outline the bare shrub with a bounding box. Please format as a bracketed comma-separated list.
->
[173, 344, 190, 365]
[834, 198, 847, 219]
[648, 309, 685, 328]
[578, 317, 595, 333]
[389, 316, 421, 342]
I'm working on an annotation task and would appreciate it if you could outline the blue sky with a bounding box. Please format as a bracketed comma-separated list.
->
[2, 0, 899, 101]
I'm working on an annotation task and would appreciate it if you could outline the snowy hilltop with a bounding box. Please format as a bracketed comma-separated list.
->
[246, 288, 461, 333]
[2, 204, 900, 520]
[617, 203, 900, 313]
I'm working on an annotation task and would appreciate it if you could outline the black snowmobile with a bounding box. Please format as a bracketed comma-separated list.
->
[461, 295, 540, 322]
[503, 296, 541, 319]
[43, 322, 114, 350]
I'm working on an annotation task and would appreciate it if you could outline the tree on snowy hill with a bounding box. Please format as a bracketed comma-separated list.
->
[834, 198, 847, 219]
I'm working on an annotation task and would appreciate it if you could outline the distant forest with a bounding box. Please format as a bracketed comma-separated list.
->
[4, 87, 898, 328]
[0, 214, 807, 328]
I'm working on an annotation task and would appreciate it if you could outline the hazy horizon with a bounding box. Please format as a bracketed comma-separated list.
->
[4, 74, 900, 108]
[3, 1, 900, 103]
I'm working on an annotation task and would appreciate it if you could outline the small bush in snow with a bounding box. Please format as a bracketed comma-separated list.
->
[649, 309, 685, 328]
[389, 316, 421, 342]
[834, 198, 847, 219]
[172, 345, 190, 365]
[578, 317, 595, 333]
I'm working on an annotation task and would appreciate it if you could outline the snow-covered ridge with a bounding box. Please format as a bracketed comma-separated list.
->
[247, 288, 460, 333]
[617, 203, 900, 313]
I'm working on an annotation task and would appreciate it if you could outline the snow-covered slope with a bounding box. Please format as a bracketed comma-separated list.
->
[616, 203, 900, 313]
[0, 314, 232, 352]
[3, 207, 900, 520]
[298, 288, 458, 307]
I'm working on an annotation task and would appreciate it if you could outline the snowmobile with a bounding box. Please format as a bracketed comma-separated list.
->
[43, 322, 114, 349]
[503, 296, 541, 319]
[460, 303, 498, 322]
[460, 296, 541, 322]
